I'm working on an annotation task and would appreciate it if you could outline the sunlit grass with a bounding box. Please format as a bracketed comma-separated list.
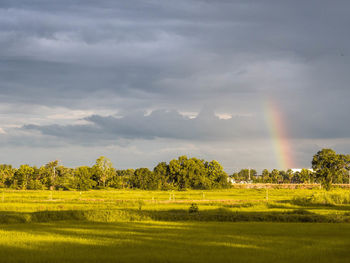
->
[0, 188, 349, 262]
[0, 221, 349, 262]
[0, 188, 350, 223]
[0, 188, 327, 203]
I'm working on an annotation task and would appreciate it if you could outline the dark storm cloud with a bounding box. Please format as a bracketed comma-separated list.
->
[1, 0, 349, 108]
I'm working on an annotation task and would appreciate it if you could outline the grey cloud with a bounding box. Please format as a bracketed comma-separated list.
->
[19, 101, 350, 147]
[21, 109, 267, 144]
[1, 0, 349, 109]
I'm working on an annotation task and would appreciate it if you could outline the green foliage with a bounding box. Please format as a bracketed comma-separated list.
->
[153, 162, 171, 190]
[92, 156, 115, 188]
[293, 191, 350, 206]
[169, 156, 228, 190]
[131, 168, 158, 190]
[284, 169, 294, 183]
[1, 149, 349, 191]
[312, 149, 349, 190]
[44, 160, 59, 190]
[74, 166, 96, 190]
[14, 165, 35, 190]
[233, 169, 257, 182]
[0, 155, 229, 191]
[108, 169, 134, 189]
[0, 165, 14, 188]
[206, 160, 229, 188]
[262, 169, 270, 183]
[189, 203, 199, 213]
[270, 169, 282, 183]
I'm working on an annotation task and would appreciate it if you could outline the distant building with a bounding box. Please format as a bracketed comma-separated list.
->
[227, 177, 235, 184]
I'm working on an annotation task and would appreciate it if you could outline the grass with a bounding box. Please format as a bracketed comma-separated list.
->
[293, 191, 350, 206]
[0, 221, 349, 263]
[0, 188, 322, 203]
[0, 188, 350, 223]
[0, 188, 350, 262]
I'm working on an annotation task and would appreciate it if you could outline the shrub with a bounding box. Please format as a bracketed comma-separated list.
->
[189, 203, 199, 213]
[293, 191, 350, 206]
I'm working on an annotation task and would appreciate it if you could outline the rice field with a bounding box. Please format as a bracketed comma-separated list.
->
[0, 188, 350, 262]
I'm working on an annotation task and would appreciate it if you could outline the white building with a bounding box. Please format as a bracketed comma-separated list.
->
[227, 177, 235, 184]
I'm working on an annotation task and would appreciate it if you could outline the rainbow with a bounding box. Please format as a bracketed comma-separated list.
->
[264, 98, 294, 170]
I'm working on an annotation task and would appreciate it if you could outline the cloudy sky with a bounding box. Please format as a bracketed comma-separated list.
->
[0, 0, 349, 172]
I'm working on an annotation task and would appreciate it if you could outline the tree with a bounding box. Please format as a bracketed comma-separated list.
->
[312, 149, 347, 190]
[169, 156, 188, 190]
[55, 166, 75, 190]
[14, 165, 34, 190]
[130, 168, 157, 190]
[74, 166, 96, 190]
[236, 169, 257, 182]
[153, 162, 170, 190]
[45, 160, 59, 190]
[262, 169, 270, 183]
[270, 169, 282, 183]
[119, 169, 134, 189]
[27, 166, 44, 190]
[184, 158, 206, 189]
[284, 169, 294, 183]
[168, 156, 210, 190]
[206, 160, 229, 188]
[93, 156, 115, 187]
[341, 154, 350, 184]
[0, 165, 14, 188]
[299, 169, 312, 184]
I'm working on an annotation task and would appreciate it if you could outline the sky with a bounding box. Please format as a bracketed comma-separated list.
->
[0, 0, 349, 172]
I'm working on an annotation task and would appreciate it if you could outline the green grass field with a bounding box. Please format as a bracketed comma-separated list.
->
[1, 222, 350, 263]
[0, 188, 350, 262]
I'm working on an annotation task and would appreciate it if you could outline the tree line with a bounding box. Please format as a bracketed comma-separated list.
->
[232, 149, 350, 189]
[232, 167, 348, 184]
[232, 168, 315, 184]
[0, 156, 229, 191]
[0, 149, 349, 191]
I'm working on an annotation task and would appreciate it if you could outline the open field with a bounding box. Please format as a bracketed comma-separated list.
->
[0, 188, 350, 262]
[1, 188, 350, 223]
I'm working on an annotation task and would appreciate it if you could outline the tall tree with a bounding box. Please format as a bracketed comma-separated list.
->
[312, 149, 347, 190]
[206, 160, 229, 188]
[262, 169, 270, 183]
[93, 156, 115, 187]
[153, 162, 170, 190]
[45, 160, 59, 190]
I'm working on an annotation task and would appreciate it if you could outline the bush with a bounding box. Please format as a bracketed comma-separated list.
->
[293, 191, 350, 206]
[189, 203, 199, 213]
